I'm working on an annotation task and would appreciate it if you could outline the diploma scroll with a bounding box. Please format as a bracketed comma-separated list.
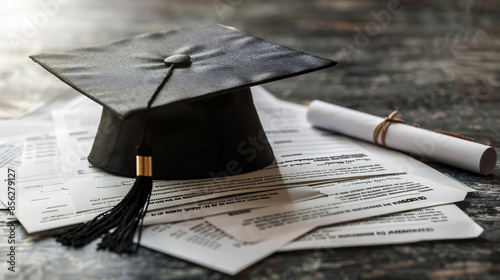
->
[306, 100, 497, 175]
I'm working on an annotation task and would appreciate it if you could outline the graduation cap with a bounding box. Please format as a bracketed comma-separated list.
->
[30, 24, 336, 253]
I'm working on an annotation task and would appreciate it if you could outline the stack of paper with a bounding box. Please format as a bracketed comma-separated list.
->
[0, 86, 482, 275]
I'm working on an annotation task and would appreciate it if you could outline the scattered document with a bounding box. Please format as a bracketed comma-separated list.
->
[0, 85, 483, 276]
[143, 185, 322, 225]
[205, 174, 467, 242]
[0, 120, 54, 208]
[15, 163, 104, 233]
[21, 135, 60, 166]
[139, 204, 482, 276]
[52, 107, 102, 178]
[139, 219, 312, 275]
[281, 204, 483, 251]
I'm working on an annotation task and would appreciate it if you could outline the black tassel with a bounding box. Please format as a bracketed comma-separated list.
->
[55, 143, 153, 254]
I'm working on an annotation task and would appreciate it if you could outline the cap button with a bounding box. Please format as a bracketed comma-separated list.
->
[164, 54, 191, 65]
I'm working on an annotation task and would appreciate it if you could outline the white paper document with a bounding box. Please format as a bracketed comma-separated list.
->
[281, 204, 483, 251]
[0, 120, 55, 171]
[69, 146, 394, 214]
[15, 163, 104, 233]
[139, 204, 481, 276]
[52, 107, 102, 178]
[0, 120, 54, 144]
[0, 134, 60, 212]
[143, 185, 322, 225]
[0, 120, 55, 208]
[13, 132, 111, 233]
[21, 135, 60, 166]
[205, 173, 467, 242]
[139, 219, 312, 276]
[68, 177, 322, 224]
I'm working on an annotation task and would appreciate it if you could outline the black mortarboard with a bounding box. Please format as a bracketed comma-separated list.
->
[30, 24, 336, 253]
[31, 24, 336, 180]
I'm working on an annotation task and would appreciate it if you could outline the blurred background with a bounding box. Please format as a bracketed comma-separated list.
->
[1, 1, 499, 279]
[1, 1, 499, 141]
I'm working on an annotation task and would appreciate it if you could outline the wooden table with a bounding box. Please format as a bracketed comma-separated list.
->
[1, 0, 499, 279]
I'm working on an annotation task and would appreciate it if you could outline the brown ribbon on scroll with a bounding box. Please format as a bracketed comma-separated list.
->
[373, 110, 473, 148]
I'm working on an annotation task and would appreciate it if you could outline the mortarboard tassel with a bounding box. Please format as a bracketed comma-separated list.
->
[55, 54, 191, 253]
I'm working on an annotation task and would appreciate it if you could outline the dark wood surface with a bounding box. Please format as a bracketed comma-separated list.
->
[1, 0, 499, 279]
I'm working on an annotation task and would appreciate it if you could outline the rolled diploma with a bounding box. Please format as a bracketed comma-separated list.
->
[306, 100, 497, 175]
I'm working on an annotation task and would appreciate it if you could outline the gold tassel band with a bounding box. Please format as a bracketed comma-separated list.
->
[136, 155, 153, 177]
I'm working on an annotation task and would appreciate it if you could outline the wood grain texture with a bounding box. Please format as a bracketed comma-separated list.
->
[0, 0, 499, 279]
